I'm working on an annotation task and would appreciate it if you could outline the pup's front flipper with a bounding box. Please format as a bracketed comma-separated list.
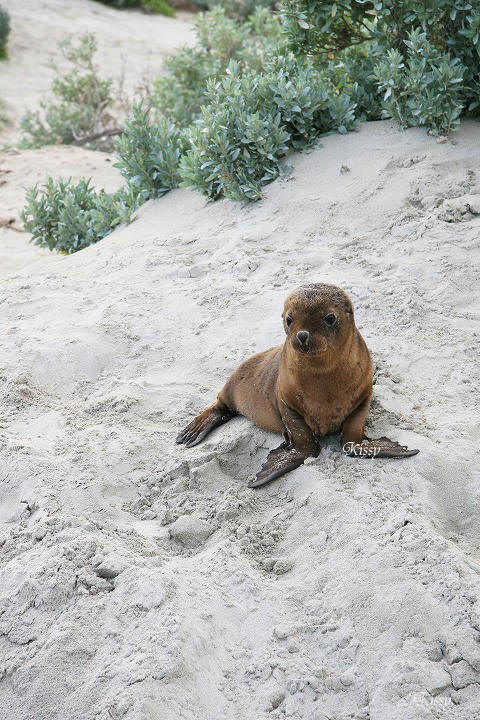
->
[249, 402, 319, 488]
[176, 400, 234, 448]
[248, 442, 309, 488]
[343, 436, 419, 458]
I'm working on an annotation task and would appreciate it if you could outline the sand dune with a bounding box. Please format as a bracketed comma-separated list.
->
[1, 115, 479, 719]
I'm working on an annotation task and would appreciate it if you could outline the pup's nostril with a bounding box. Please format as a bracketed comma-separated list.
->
[297, 331, 309, 344]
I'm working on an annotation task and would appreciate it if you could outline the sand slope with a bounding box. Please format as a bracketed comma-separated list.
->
[0, 120, 479, 719]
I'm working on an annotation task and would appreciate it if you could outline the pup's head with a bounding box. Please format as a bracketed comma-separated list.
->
[282, 283, 354, 357]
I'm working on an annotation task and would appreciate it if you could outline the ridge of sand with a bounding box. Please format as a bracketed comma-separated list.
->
[0, 119, 479, 720]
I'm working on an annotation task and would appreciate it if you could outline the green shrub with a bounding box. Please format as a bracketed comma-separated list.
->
[280, 0, 373, 56]
[21, 178, 136, 254]
[280, 0, 480, 134]
[373, 30, 464, 135]
[325, 45, 384, 123]
[152, 7, 283, 127]
[179, 66, 290, 201]
[22, 0, 480, 256]
[0, 98, 9, 130]
[21, 103, 185, 253]
[179, 56, 356, 201]
[94, 0, 174, 15]
[115, 103, 187, 202]
[0, 6, 10, 59]
[20, 33, 118, 149]
[192, 0, 277, 21]
[21, 7, 359, 252]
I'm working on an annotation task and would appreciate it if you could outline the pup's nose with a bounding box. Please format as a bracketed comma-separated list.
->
[297, 331, 310, 345]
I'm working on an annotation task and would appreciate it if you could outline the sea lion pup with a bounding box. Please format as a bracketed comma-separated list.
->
[176, 283, 419, 488]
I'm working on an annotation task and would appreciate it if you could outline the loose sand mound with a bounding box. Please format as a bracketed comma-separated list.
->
[0, 121, 479, 720]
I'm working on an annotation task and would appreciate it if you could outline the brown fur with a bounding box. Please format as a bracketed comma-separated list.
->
[176, 283, 418, 487]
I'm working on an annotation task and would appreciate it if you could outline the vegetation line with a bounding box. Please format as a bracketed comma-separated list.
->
[19, 0, 480, 254]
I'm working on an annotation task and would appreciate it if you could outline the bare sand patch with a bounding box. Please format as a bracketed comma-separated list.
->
[0, 118, 479, 719]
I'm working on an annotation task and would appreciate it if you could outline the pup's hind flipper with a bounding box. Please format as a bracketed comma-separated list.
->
[176, 401, 233, 448]
[248, 443, 307, 488]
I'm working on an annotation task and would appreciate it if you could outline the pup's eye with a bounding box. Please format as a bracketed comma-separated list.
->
[285, 315, 293, 327]
[324, 313, 337, 326]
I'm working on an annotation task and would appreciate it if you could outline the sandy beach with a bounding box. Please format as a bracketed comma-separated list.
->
[0, 2, 479, 719]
